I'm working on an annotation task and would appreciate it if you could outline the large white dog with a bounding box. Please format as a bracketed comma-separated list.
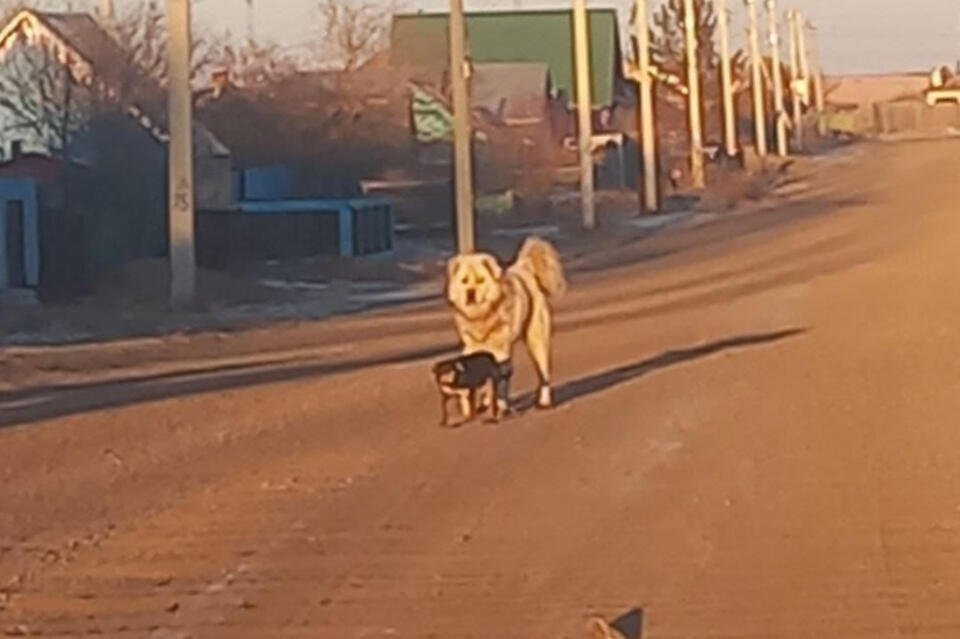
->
[445, 237, 566, 411]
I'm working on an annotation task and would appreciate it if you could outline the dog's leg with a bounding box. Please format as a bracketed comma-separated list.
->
[526, 302, 554, 409]
[496, 360, 513, 415]
[487, 378, 501, 423]
[458, 391, 473, 423]
[440, 395, 450, 427]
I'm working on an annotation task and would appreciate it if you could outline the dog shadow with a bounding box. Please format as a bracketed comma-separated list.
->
[514, 328, 807, 412]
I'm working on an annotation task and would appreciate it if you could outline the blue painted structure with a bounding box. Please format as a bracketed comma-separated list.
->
[237, 197, 394, 257]
[0, 178, 40, 290]
[236, 165, 297, 201]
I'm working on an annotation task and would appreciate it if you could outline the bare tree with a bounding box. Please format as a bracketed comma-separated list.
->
[0, 43, 92, 154]
[316, 0, 400, 72]
[212, 37, 298, 87]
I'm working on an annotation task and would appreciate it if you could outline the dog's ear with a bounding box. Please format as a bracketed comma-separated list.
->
[479, 254, 502, 280]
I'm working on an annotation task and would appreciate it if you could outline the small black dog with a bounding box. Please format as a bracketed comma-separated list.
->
[432, 352, 504, 427]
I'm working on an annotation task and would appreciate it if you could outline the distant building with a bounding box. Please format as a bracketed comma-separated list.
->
[390, 9, 631, 114]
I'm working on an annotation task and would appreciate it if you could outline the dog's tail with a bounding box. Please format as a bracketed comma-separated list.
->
[516, 236, 566, 298]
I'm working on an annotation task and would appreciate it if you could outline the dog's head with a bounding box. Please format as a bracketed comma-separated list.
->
[445, 252, 504, 320]
[432, 359, 462, 386]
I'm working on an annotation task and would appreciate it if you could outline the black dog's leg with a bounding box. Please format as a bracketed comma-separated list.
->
[489, 378, 501, 423]
[497, 361, 513, 415]
[439, 394, 450, 427]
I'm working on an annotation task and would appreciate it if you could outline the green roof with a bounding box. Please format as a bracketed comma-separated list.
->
[390, 9, 623, 109]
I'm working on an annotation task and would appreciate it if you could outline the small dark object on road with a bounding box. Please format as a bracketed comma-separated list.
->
[432, 352, 504, 427]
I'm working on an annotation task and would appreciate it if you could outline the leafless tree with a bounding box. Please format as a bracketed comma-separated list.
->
[0, 0, 298, 154]
[316, 0, 401, 72]
[0, 43, 92, 155]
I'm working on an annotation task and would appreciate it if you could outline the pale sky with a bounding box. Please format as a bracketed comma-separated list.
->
[114, 0, 960, 74]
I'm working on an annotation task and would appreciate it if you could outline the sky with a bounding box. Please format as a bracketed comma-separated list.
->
[108, 0, 960, 74]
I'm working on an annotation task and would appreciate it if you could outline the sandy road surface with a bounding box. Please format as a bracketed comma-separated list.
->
[2, 140, 960, 638]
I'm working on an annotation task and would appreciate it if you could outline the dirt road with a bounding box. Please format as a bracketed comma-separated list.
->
[2, 139, 960, 638]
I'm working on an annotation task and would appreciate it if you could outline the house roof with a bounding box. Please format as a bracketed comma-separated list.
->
[390, 9, 624, 109]
[0, 10, 127, 89]
[0, 9, 228, 158]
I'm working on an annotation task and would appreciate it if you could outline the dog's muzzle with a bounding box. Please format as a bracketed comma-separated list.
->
[466, 288, 477, 305]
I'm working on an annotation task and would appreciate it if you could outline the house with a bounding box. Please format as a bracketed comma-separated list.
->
[0, 9, 240, 297]
[0, 175, 40, 292]
[390, 9, 629, 113]
[0, 9, 233, 210]
[825, 72, 931, 110]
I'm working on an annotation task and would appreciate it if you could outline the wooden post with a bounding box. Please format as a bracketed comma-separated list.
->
[796, 9, 813, 138]
[766, 0, 788, 156]
[683, 0, 705, 189]
[807, 20, 827, 135]
[573, 0, 596, 228]
[717, 0, 738, 159]
[745, 0, 767, 157]
[634, 0, 659, 212]
[449, 0, 475, 253]
[167, 0, 195, 308]
[787, 9, 804, 150]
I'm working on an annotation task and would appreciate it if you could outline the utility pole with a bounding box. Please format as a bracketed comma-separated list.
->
[449, 0, 475, 253]
[572, 0, 596, 229]
[245, 0, 255, 44]
[787, 9, 804, 150]
[634, 0, 659, 212]
[682, 0, 705, 188]
[717, 0, 738, 159]
[744, 0, 767, 157]
[796, 9, 813, 134]
[807, 19, 827, 135]
[766, 0, 788, 156]
[97, 0, 114, 22]
[796, 9, 811, 100]
[167, 0, 195, 308]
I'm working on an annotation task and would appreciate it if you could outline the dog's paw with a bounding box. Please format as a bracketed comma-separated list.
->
[536, 387, 554, 409]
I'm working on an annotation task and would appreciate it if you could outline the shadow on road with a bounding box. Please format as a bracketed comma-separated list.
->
[0, 342, 456, 429]
[516, 328, 807, 411]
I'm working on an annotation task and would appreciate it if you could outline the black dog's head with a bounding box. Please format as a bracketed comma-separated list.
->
[432, 358, 463, 387]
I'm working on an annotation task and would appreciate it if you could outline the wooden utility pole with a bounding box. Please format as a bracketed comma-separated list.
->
[167, 0, 195, 308]
[744, 0, 767, 157]
[634, 0, 659, 212]
[449, 0, 475, 253]
[766, 0, 788, 156]
[572, 0, 596, 229]
[796, 9, 813, 128]
[682, 0, 705, 188]
[796, 10, 811, 98]
[807, 19, 827, 135]
[717, 0, 738, 159]
[787, 9, 804, 150]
